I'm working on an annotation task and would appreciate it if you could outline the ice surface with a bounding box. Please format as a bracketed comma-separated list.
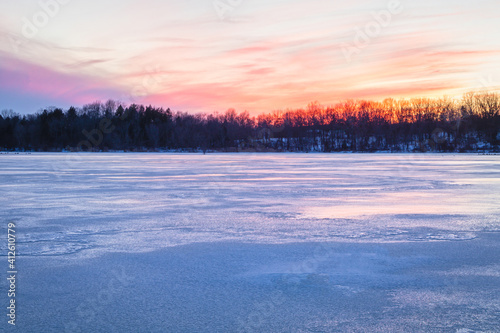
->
[1, 153, 499, 257]
[0, 153, 499, 332]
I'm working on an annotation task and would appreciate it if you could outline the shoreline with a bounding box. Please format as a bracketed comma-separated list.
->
[1, 150, 499, 154]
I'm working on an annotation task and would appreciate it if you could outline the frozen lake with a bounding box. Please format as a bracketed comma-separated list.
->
[1, 153, 499, 332]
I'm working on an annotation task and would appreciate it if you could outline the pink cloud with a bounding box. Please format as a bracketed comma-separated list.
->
[0, 55, 122, 106]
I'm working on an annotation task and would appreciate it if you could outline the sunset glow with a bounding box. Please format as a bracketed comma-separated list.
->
[1, 0, 499, 114]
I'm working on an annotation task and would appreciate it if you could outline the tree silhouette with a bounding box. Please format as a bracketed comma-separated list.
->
[0, 92, 498, 152]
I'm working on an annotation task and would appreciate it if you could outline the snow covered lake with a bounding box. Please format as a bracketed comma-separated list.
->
[1, 153, 499, 332]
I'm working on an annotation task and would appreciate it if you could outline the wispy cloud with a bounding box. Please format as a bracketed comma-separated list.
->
[0, 0, 499, 114]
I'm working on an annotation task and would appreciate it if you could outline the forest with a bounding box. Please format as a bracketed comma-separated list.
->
[0, 92, 499, 152]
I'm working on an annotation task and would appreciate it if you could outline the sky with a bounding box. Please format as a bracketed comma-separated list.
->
[0, 0, 499, 115]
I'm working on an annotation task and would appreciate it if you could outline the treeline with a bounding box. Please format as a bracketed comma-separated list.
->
[0, 92, 499, 152]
